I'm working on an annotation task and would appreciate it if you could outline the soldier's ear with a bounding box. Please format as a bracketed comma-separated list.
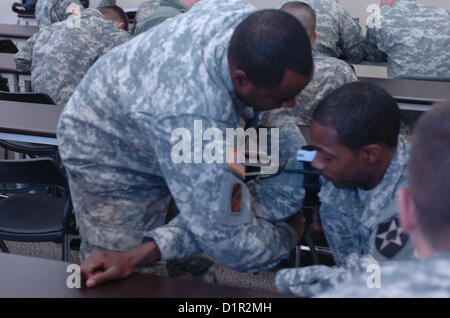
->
[360, 144, 383, 165]
[397, 187, 418, 235]
[230, 69, 253, 95]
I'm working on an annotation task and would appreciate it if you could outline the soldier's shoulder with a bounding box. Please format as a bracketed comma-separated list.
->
[314, 56, 354, 73]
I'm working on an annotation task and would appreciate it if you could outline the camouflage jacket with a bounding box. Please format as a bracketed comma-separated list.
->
[57, 0, 308, 272]
[365, 0, 450, 78]
[298, 0, 365, 62]
[275, 136, 416, 296]
[15, 8, 131, 104]
[319, 252, 450, 297]
[35, 0, 85, 28]
[133, 0, 188, 36]
[260, 56, 357, 127]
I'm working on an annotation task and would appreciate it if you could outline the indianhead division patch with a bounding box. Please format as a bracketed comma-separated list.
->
[375, 216, 409, 259]
[227, 147, 246, 180]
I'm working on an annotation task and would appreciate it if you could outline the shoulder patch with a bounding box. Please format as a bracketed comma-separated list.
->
[375, 216, 409, 259]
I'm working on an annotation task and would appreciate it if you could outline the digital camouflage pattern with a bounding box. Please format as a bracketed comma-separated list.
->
[275, 136, 417, 296]
[289, 0, 365, 62]
[134, 0, 163, 27]
[365, 0, 450, 78]
[319, 253, 450, 297]
[260, 56, 357, 127]
[35, 0, 85, 28]
[15, 8, 131, 104]
[133, 0, 188, 36]
[58, 0, 308, 274]
[275, 253, 379, 297]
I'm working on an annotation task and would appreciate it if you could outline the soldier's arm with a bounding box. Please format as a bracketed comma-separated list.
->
[245, 119, 306, 222]
[144, 115, 301, 272]
[275, 253, 378, 297]
[14, 32, 39, 72]
[365, 26, 388, 62]
[338, 8, 366, 63]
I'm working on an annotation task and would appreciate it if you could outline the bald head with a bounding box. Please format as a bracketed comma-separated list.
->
[409, 102, 450, 250]
[281, 2, 316, 40]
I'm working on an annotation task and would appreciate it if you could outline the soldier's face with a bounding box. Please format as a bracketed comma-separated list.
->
[310, 120, 368, 189]
[239, 69, 312, 111]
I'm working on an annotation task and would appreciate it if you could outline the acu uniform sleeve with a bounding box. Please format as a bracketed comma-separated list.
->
[14, 32, 39, 72]
[142, 114, 299, 273]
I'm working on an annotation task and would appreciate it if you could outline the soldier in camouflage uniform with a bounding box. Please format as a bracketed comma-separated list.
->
[319, 102, 450, 297]
[365, 0, 450, 78]
[133, 0, 200, 36]
[282, 0, 365, 63]
[261, 1, 358, 127]
[57, 0, 315, 287]
[274, 82, 416, 297]
[15, 6, 131, 105]
[35, 0, 85, 28]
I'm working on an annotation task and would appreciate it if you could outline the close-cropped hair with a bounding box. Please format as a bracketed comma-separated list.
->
[281, 1, 316, 39]
[99, 5, 129, 31]
[228, 9, 313, 88]
[312, 82, 401, 152]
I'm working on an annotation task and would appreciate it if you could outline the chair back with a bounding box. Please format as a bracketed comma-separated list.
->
[0, 39, 18, 54]
[0, 158, 67, 189]
[0, 91, 55, 104]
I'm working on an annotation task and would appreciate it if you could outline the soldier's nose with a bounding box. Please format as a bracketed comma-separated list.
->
[312, 158, 324, 171]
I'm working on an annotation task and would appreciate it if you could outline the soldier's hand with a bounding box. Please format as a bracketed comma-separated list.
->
[286, 211, 306, 243]
[81, 249, 136, 288]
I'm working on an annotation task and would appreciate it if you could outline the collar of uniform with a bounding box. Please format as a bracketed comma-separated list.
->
[81, 8, 105, 20]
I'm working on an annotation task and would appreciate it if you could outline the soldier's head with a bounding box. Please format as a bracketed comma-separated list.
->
[281, 1, 317, 44]
[398, 103, 450, 259]
[228, 10, 314, 111]
[310, 82, 400, 189]
[99, 5, 129, 31]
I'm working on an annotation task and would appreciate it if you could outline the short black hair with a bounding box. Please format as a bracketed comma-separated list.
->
[99, 5, 129, 31]
[228, 9, 313, 88]
[409, 102, 450, 249]
[312, 82, 401, 152]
